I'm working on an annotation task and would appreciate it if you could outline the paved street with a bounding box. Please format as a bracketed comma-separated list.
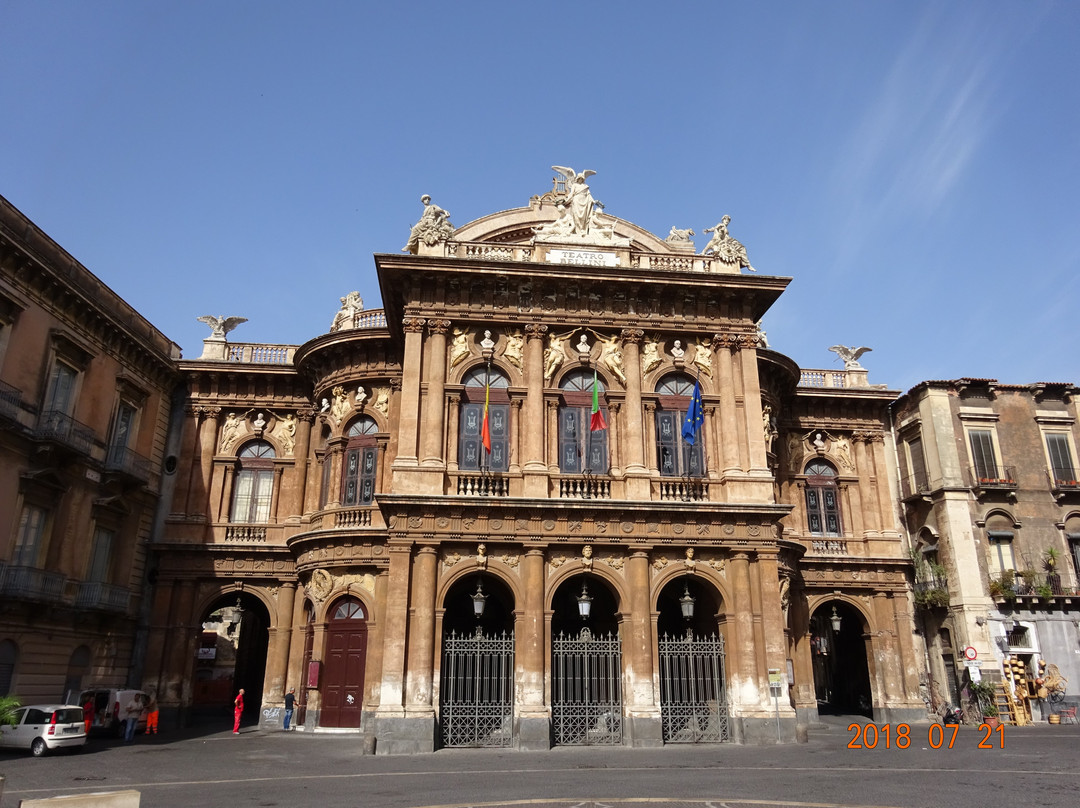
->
[1, 720, 1078, 808]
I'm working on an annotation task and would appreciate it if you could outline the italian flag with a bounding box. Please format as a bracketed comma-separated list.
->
[481, 375, 492, 454]
[589, 368, 607, 431]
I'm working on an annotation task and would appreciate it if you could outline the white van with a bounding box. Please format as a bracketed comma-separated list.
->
[78, 688, 148, 736]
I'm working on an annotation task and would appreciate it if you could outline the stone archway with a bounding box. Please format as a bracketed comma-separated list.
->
[810, 600, 872, 718]
[193, 592, 269, 727]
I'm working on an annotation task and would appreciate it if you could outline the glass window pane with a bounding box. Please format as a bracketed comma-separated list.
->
[969, 430, 996, 479]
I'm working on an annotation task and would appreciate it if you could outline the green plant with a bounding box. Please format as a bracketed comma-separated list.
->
[967, 679, 997, 713]
[982, 702, 999, 718]
[1020, 568, 1038, 584]
[989, 570, 1016, 600]
[914, 588, 950, 608]
[0, 695, 21, 727]
[1045, 547, 1060, 571]
[1036, 584, 1054, 599]
[929, 561, 948, 581]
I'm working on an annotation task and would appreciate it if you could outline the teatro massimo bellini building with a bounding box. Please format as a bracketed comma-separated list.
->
[144, 169, 925, 753]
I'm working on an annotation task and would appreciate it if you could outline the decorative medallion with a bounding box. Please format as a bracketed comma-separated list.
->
[437, 517, 450, 529]
[672, 524, 685, 535]
[723, 523, 735, 535]
[491, 519, 503, 530]
[748, 525, 760, 537]
[408, 516, 423, 529]
[621, 522, 634, 533]
[543, 519, 556, 531]
[373, 546, 384, 556]
[568, 520, 582, 532]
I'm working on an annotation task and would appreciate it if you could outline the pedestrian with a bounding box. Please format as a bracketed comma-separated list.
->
[123, 694, 142, 742]
[233, 688, 245, 734]
[145, 692, 159, 735]
[283, 688, 295, 731]
[82, 696, 94, 736]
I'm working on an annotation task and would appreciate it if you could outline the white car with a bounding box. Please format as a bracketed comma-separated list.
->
[0, 704, 86, 756]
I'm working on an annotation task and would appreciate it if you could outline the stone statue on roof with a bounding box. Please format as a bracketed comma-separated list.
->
[403, 195, 455, 254]
[702, 215, 756, 272]
[330, 291, 364, 332]
[829, 345, 872, 371]
[534, 166, 629, 247]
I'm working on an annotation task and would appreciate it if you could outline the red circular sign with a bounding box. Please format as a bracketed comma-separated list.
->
[963, 646, 978, 661]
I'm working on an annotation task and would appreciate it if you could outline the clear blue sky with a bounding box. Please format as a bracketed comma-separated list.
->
[2, 1, 1077, 392]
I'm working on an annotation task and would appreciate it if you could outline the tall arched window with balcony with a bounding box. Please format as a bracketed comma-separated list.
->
[558, 368, 608, 474]
[231, 440, 275, 523]
[342, 416, 379, 506]
[459, 366, 510, 471]
[804, 459, 841, 536]
[655, 373, 704, 477]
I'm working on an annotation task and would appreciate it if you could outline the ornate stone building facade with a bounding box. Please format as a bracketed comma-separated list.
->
[894, 379, 1080, 721]
[0, 194, 180, 702]
[139, 171, 925, 752]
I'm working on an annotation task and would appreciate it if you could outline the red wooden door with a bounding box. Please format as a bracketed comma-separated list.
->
[320, 599, 367, 728]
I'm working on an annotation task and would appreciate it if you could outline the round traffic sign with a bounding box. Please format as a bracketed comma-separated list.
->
[963, 646, 977, 660]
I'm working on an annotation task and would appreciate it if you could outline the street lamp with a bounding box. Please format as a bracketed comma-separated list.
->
[830, 606, 842, 633]
[576, 580, 593, 620]
[471, 580, 487, 618]
[679, 583, 696, 621]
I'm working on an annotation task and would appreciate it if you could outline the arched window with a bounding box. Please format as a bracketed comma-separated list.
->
[0, 640, 17, 696]
[64, 646, 91, 701]
[459, 366, 510, 472]
[655, 374, 704, 477]
[231, 440, 275, 523]
[558, 369, 608, 474]
[331, 599, 366, 620]
[342, 416, 379, 506]
[804, 459, 841, 536]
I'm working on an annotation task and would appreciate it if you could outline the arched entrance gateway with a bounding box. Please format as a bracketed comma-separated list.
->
[438, 573, 515, 747]
[193, 593, 269, 727]
[656, 576, 729, 743]
[810, 600, 873, 718]
[551, 574, 623, 746]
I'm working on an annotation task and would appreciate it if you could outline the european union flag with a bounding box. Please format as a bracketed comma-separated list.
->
[682, 378, 704, 445]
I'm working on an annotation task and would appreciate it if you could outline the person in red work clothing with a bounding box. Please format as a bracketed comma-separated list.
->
[232, 688, 245, 734]
[82, 697, 94, 735]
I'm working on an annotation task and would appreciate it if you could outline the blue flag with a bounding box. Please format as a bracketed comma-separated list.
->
[682, 378, 704, 445]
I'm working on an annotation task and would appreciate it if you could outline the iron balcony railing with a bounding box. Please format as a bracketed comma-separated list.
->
[105, 445, 152, 481]
[971, 464, 1017, 489]
[34, 409, 95, 454]
[0, 565, 67, 601]
[1049, 467, 1080, 491]
[75, 582, 132, 612]
[0, 379, 22, 422]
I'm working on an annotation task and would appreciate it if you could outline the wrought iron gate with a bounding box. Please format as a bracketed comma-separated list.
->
[552, 628, 623, 745]
[439, 628, 514, 747]
[658, 631, 729, 743]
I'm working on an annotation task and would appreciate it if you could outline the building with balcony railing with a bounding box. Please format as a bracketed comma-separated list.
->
[893, 378, 1080, 716]
[1, 192, 179, 704]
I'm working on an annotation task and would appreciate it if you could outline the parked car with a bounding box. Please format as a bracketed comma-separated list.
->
[0, 704, 86, 756]
[78, 688, 148, 736]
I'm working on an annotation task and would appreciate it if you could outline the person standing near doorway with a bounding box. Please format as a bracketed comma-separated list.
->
[145, 693, 159, 735]
[283, 688, 295, 731]
[233, 688, 245, 734]
[123, 694, 142, 742]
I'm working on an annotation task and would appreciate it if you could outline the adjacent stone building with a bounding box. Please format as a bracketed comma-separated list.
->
[0, 193, 180, 702]
[893, 379, 1080, 720]
[137, 170, 924, 752]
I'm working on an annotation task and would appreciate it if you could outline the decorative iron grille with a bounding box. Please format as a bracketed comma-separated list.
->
[658, 631, 729, 743]
[439, 628, 514, 747]
[552, 628, 623, 745]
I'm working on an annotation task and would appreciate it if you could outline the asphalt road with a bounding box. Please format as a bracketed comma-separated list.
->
[1, 719, 1077, 808]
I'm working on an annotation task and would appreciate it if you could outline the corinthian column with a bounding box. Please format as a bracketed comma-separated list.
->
[420, 319, 450, 467]
[712, 335, 740, 474]
[620, 329, 647, 481]
[523, 324, 548, 496]
[395, 317, 426, 466]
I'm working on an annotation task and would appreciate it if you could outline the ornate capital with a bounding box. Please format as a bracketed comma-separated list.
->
[524, 323, 548, 340]
[711, 333, 736, 351]
[620, 328, 644, 345]
[510, 398, 523, 409]
[427, 318, 451, 335]
[447, 393, 461, 405]
[736, 333, 758, 350]
[195, 406, 222, 418]
[403, 317, 426, 333]
[296, 408, 316, 423]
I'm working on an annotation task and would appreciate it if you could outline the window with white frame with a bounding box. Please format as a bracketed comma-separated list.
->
[1045, 433, 1077, 485]
[987, 531, 1016, 574]
[230, 441, 275, 523]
